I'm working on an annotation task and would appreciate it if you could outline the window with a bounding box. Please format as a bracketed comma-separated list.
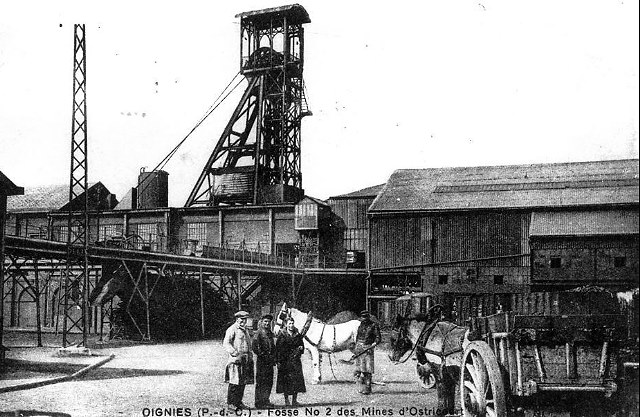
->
[98, 224, 123, 241]
[53, 225, 80, 242]
[438, 275, 448, 285]
[137, 223, 157, 241]
[186, 223, 207, 254]
[295, 202, 318, 229]
[550, 257, 561, 268]
[28, 227, 47, 239]
[136, 223, 159, 250]
[614, 256, 626, 268]
[494, 275, 504, 285]
[56, 226, 68, 242]
[187, 223, 206, 242]
[343, 228, 366, 251]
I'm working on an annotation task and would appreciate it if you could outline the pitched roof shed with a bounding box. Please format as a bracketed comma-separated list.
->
[369, 159, 639, 213]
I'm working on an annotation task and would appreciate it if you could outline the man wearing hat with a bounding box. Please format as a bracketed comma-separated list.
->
[354, 310, 381, 395]
[223, 310, 254, 410]
[252, 313, 276, 408]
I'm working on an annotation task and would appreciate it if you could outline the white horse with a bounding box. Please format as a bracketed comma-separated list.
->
[273, 302, 361, 384]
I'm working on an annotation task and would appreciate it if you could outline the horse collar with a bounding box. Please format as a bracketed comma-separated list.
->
[396, 317, 439, 364]
[419, 322, 464, 360]
[304, 320, 323, 348]
[417, 319, 438, 347]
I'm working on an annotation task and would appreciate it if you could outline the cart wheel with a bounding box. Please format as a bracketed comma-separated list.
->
[460, 341, 507, 417]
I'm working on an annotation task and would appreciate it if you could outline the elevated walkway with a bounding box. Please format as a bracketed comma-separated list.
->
[5, 235, 302, 276]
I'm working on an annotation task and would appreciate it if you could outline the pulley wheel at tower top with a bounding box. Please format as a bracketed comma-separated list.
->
[244, 47, 292, 70]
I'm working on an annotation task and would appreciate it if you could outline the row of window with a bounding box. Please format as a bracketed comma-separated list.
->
[437, 274, 504, 285]
[51, 221, 285, 254]
[53, 223, 208, 244]
[435, 256, 630, 285]
[549, 256, 627, 268]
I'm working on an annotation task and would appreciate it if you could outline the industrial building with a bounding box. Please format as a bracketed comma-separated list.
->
[367, 159, 639, 322]
[1, 4, 638, 343]
[2, 6, 371, 340]
[5, 158, 637, 335]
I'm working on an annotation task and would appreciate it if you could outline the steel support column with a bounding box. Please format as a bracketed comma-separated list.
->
[62, 23, 89, 347]
[237, 270, 242, 311]
[34, 259, 42, 347]
[199, 267, 205, 337]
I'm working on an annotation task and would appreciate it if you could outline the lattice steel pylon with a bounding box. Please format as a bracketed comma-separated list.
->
[62, 24, 89, 347]
[185, 5, 311, 207]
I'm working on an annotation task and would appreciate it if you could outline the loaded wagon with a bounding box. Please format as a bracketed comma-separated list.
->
[460, 291, 634, 416]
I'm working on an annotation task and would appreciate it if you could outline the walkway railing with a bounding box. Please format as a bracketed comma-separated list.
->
[3, 226, 362, 271]
[201, 245, 298, 268]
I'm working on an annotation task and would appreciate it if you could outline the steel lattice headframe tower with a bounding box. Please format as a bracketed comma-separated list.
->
[186, 4, 311, 207]
[63, 24, 89, 347]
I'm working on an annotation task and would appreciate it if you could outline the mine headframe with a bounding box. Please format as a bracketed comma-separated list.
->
[185, 4, 311, 207]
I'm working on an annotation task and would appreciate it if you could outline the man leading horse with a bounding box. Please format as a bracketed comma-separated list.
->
[354, 310, 381, 395]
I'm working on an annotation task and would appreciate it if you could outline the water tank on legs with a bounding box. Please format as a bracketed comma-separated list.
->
[137, 168, 169, 209]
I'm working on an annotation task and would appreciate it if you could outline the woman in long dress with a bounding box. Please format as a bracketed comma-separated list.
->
[275, 317, 306, 406]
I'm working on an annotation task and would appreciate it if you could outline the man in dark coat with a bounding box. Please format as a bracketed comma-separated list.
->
[355, 310, 381, 395]
[252, 314, 276, 408]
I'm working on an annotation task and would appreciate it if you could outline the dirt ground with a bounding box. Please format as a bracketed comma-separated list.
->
[2, 331, 636, 417]
[1, 331, 444, 417]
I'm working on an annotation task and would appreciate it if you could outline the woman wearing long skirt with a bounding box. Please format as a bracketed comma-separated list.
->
[275, 317, 306, 407]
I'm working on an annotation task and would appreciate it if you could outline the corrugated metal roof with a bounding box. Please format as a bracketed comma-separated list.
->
[331, 184, 385, 199]
[530, 209, 639, 236]
[235, 4, 310, 24]
[7, 182, 105, 212]
[369, 159, 639, 212]
[7, 184, 70, 212]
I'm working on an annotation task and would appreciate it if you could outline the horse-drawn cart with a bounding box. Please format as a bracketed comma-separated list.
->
[461, 291, 629, 417]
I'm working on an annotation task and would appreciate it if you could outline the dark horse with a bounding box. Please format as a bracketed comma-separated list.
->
[389, 306, 469, 414]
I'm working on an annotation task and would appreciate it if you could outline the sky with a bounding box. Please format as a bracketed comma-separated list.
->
[0, 0, 638, 206]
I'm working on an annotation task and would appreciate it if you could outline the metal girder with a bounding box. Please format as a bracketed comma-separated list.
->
[63, 24, 90, 347]
[1, 256, 102, 339]
[185, 10, 310, 207]
[204, 271, 261, 311]
[120, 260, 164, 340]
[4, 235, 309, 342]
[186, 76, 261, 206]
[5, 235, 302, 276]
[2, 255, 30, 327]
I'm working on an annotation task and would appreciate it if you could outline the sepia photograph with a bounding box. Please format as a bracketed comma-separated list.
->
[1, 1, 638, 416]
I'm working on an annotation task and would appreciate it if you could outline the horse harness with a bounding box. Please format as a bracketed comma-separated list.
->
[303, 316, 338, 354]
[416, 321, 464, 360]
[396, 317, 463, 364]
[394, 317, 436, 364]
